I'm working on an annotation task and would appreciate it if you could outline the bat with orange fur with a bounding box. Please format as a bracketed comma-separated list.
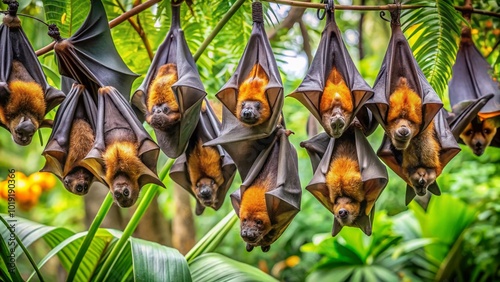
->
[302, 125, 388, 236]
[459, 117, 498, 156]
[170, 99, 237, 215]
[236, 63, 271, 126]
[0, 4, 64, 145]
[231, 128, 301, 251]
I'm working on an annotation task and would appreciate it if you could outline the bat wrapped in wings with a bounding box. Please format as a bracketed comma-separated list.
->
[0, 1, 65, 145]
[366, 7, 443, 151]
[378, 109, 460, 205]
[131, 2, 206, 158]
[205, 2, 283, 147]
[301, 125, 388, 236]
[231, 128, 301, 252]
[48, 0, 138, 99]
[42, 80, 97, 196]
[448, 28, 500, 156]
[169, 100, 237, 215]
[288, 6, 374, 137]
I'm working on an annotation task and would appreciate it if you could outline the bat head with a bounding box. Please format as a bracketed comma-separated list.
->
[387, 78, 422, 150]
[239, 209, 272, 247]
[320, 67, 353, 138]
[460, 118, 497, 156]
[406, 167, 437, 196]
[193, 177, 219, 208]
[236, 64, 270, 127]
[10, 115, 38, 146]
[63, 167, 94, 195]
[111, 173, 139, 208]
[333, 196, 360, 226]
[146, 103, 181, 130]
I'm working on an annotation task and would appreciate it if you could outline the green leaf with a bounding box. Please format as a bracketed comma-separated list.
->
[189, 253, 277, 282]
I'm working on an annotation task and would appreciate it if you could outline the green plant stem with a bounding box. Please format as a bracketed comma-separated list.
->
[193, 0, 246, 61]
[65, 192, 114, 282]
[185, 211, 238, 263]
[94, 159, 174, 281]
[0, 216, 44, 282]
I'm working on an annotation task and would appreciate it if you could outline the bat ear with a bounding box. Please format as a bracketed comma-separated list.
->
[356, 212, 372, 236]
[195, 201, 205, 216]
[138, 165, 165, 189]
[405, 185, 416, 206]
[332, 218, 343, 237]
[428, 182, 441, 195]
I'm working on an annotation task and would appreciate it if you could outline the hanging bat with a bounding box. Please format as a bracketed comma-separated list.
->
[169, 100, 237, 215]
[302, 125, 388, 236]
[289, 10, 374, 138]
[378, 109, 460, 205]
[449, 30, 500, 155]
[42, 82, 97, 195]
[0, 2, 65, 145]
[131, 3, 205, 158]
[81, 86, 164, 208]
[367, 9, 443, 148]
[48, 0, 138, 100]
[231, 128, 301, 252]
[205, 2, 283, 147]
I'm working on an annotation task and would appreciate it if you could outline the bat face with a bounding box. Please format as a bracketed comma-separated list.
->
[111, 173, 139, 208]
[320, 68, 353, 138]
[387, 78, 422, 150]
[333, 196, 360, 226]
[240, 210, 272, 246]
[193, 177, 219, 208]
[406, 167, 437, 196]
[63, 167, 94, 195]
[236, 64, 270, 127]
[460, 118, 497, 156]
[9, 114, 38, 145]
[146, 63, 180, 130]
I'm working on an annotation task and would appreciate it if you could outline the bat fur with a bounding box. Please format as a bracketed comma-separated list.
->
[325, 130, 363, 227]
[187, 139, 224, 215]
[239, 143, 278, 252]
[0, 61, 46, 145]
[236, 63, 270, 126]
[63, 119, 95, 195]
[146, 63, 180, 130]
[402, 120, 441, 196]
[320, 67, 353, 138]
[387, 77, 422, 150]
[460, 117, 497, 156]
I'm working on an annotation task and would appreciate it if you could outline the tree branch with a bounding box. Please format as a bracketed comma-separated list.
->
[267, 0, 310, 40]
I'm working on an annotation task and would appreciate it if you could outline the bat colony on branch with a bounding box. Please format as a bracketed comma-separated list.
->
[1, 0, 499, 252]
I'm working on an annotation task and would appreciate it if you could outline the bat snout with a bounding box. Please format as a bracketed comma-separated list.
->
[113, 185, 136, 208]
[329, 116, 346, 137]
[13, 117, 36, 145]
[472, 141, 485, 156]
[241, 228, 259, 243]
[338, 208, 348, 219]
[240, 108, 258, 124]
[75, 183, 89, 194]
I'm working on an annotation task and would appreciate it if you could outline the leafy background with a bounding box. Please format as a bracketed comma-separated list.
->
[0, 0, 499, 281]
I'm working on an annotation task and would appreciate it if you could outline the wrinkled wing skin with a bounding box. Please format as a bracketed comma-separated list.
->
[300, 132, 331, 172]
[449, 39, 500, 119]
[206, 12, 283, 146]
[52, 0, 138, 99]
[367, 24, 442, 133]
[42, 84, 96, 179]
[231, 129, 301, 246]
[169, 99, 237, 212]
[131, 5, 205, 158]
[288, 12, 374, 135]
[81, 86, 164, 188]
[0, 13, 65, 117]
[378, 110, 460, 204]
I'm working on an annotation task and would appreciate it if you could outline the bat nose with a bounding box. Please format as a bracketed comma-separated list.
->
[242, 108, 254, 119]
[338, 209, 348, 219]
[241, 230, 258, 242]
[475, 141, 482, 148]
[418, 178, 426, 186]
[75, 184, 85, 193]
[200, 188, 211, 198]
[330, 117, 345, 135]
[397, 126, 410, 137]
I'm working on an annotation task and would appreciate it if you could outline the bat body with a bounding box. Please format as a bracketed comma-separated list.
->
[187, 139, 224, 214]
[146, 63, 180, 130]
[0, 61, 46, 145]
[239, 143, 278, 252]
[325, 133, 363, 227]
[386, 77, 423, 150]
[401, 120, 441, 196]
[459, 117, 497, 156]
[63, 118, 95, 195]
[320, 67, 353, 138]
[236, 63, 270, 126]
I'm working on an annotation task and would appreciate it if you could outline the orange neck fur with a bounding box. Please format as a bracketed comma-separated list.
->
[147, 63, 178, 112]
[102, 141, 144, 186]
[239, 185, 269, 221]
[326, 156, 363, 204]
[387, 78, 422, 125]
[187, 139, 224, 187]
[320, 67, 352, 114]
[236, 64, 271, 125]
[0, 80, 45, 125]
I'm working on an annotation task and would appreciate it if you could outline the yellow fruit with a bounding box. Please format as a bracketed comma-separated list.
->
[471, 29, 479, 35]
[15, 178, 31, 203]
[493, 29, 500, 36]
[0, 181, 8, 199]
[29, 184, 42, 198]
[29, 172, 57, 191]
[285, 255, 300, 268]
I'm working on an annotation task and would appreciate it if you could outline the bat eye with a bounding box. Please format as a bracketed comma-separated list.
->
[465, 130, 473, 136]
[484, 129, 491, 134]
[63, 179, 69, 185]
[241, 102, 246, 106]
[256, 219, 263, 225]
[243, 219, 247, 223]
[123, 189, 130, 197]
[255, 102, 261, 110]
[211, 180, 215, 185]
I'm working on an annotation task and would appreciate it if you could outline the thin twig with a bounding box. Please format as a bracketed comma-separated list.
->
[35, 0, 161, 56]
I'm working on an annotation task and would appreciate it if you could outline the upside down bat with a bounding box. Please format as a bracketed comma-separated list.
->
[236, 63, 271, 126]
[289, 9, 374, 137]
[302, 125, 388, 236]
[169, 100, 237, 215]
[131, 2, 205, 158]
[231, 128, 301, 252]
[0, 2, 65, 145]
